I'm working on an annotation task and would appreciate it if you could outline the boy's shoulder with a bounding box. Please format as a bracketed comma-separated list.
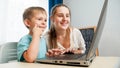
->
[21, 34, 32, 39]
[19, 34, 32, 42]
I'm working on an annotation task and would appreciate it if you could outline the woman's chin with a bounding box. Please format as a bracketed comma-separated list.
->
[61, 27, 68, 30]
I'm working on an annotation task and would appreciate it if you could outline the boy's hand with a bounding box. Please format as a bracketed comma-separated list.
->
[32, 24, 46, 37]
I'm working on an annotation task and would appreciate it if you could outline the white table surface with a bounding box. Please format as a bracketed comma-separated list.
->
[0, 56, 120, 68]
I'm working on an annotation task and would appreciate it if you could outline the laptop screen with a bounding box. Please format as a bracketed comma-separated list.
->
[86, 0, 108, 59]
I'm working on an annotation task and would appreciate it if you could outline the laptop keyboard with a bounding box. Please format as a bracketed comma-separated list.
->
[46, 54, 85, 60]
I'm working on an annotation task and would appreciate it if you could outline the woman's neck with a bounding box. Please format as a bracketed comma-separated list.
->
[56, 28, 70, 49]
[56, 30, 66, 38]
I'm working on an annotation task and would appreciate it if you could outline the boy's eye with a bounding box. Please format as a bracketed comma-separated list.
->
[45, 19, 47, 22]
[38, 18, 42, 20]
[37, 18, 47, 22]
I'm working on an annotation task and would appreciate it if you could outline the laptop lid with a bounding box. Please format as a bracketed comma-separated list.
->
[86, 0, 108, 60]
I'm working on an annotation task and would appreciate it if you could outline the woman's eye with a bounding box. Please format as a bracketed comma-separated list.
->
[56, 14, 63, 17]
[57, 14, 70, 18]
[66, 15, 70, 17]
[66, 14, 70, 17]
[57, 15, 63, 17]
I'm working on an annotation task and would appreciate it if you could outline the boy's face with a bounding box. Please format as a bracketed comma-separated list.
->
[28, 12, 47, 31]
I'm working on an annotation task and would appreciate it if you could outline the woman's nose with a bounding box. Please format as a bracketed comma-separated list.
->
[63, 16, 67, 20]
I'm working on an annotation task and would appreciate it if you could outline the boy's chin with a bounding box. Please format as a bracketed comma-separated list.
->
[42, 28, 48, 35]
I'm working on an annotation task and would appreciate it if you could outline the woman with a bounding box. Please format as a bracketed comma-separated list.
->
[46, 4, 86, 56]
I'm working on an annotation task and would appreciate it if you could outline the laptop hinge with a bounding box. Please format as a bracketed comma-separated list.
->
[86, 53, 96, 61]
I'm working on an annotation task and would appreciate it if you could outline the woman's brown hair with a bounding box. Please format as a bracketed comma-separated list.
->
[48, 4, 71, 49]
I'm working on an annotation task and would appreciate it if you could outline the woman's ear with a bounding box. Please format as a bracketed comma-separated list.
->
[24, 19, 30, 28]
[50, 16, 53, 22]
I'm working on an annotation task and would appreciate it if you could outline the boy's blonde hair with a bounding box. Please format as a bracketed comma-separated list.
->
[23, 7, 47, 28]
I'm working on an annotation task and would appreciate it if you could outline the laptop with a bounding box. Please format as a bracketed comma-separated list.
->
[36, 0, 108, 67]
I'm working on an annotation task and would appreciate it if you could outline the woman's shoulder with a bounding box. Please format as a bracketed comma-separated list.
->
[70, 27, 83, 38]
[70, 27, 80, 33]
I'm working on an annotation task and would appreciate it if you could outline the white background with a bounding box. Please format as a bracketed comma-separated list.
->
[0, 0, 48, 44]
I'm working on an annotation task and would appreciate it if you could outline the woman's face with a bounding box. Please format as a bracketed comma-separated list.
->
[51, 6, 70, 31]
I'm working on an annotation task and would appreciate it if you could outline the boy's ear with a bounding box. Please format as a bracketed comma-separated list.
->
[24, 19, 30, 28]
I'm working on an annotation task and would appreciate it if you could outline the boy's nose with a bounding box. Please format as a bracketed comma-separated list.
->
[41, 22, 47, 27]
[41, 21, 46, 25]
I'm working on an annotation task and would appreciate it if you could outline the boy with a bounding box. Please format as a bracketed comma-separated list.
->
[17, 7, 47, 63]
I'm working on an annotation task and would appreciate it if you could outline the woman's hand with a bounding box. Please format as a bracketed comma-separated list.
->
[46, 48, 84, 57]
[63, 48, 83, 54]
[46, 48, 64, 57]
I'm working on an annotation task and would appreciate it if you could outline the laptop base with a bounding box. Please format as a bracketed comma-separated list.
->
[36, 56, 95, 67]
